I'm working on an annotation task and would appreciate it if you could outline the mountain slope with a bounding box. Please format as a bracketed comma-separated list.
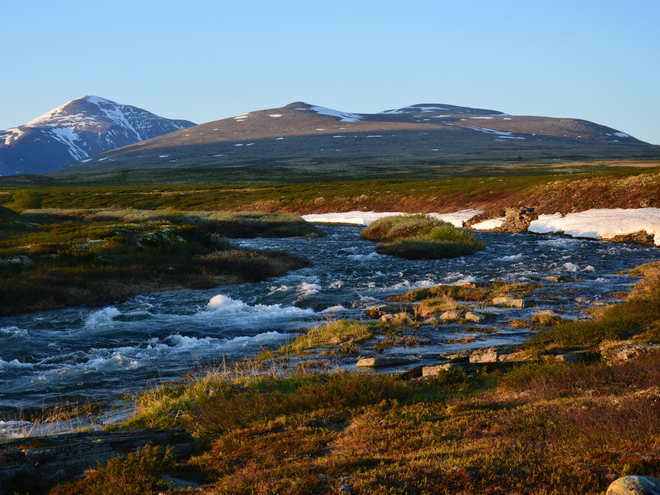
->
[63, 101, 651, 172]
[0, 96, 195, 175]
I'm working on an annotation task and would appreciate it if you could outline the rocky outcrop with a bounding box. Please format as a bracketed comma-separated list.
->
[601, 341, 660, 363]
[497, 207, 538, 233]
[0, 428, 194, 494]
[607, 476, 660, 495]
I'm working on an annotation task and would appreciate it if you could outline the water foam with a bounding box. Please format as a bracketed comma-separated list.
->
[498, 254, 524, 262]
[348, 252, 381, 261]
[322, 305, 346, 313]
[0, 326, 28, 338]
[297, 282, 322, 298]
[206, 294, 314, 317]
[0, 358, 34, 370]
[207, 294, 246, 310]
[84, 307, 121, 328]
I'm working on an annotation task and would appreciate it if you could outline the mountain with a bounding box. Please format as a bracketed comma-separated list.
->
[63, 101, 651, 172]
[0, 96, 195, 175]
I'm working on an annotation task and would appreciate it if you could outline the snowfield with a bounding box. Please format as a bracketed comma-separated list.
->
[529, 208, 660, 245]
[302, 210, 482, 227]
[303, 208, 660, 246]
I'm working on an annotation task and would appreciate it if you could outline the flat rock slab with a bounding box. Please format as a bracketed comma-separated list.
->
[607, 476, 660, 495]
[0, 428, 194, 494]
[469, 345, 518, 363]
[356, 356, 419, 368]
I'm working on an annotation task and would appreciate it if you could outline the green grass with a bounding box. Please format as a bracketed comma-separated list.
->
[2, 165, 660, 219]
[361, 214, 486, 259]
[525, 262, 660, 349]
[388, 282, 539, 304]
[0, 210, 315, 315]
[50, 445, 174, 495]
[278, 320, 393, 355]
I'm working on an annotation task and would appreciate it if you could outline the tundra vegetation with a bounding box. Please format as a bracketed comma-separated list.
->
[1, 161, 660, 218]
[5, 158, 660, 493]
[45, 261, 660, 495]
[360, 214, 486, 259]
[0, 208, 320, 315]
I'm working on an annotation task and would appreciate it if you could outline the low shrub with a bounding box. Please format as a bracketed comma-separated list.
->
[10, 189, 43, 212]
[360, 214, 447, 241]
[51, 445, 173, 495]
[361, 214, 486, 259]
[376, 239, 484, 259]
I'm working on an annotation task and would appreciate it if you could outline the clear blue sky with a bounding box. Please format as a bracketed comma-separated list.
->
[2, 1, 659, 143]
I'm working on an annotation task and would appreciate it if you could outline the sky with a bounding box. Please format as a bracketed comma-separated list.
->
[2, 0, 659, 144]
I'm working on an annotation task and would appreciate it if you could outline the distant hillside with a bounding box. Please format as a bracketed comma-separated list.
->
[0, 96, 195, 175]
[61, 101, 651, 172]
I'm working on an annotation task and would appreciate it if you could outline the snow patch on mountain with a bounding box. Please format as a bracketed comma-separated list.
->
[310, 106, 364, 122]
[0, 128, 26, 146]
[49, 128, 89, 161]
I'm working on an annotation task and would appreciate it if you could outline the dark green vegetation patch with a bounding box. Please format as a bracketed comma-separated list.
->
[0, 209, 318, 315]
[361, 214, 486, 259]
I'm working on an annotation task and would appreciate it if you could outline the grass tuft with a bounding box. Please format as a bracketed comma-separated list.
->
[361, 214, 486, 259]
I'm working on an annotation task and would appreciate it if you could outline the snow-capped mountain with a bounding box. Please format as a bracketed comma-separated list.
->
[0, 96, 195, 175]
[64, 101, 650, 172]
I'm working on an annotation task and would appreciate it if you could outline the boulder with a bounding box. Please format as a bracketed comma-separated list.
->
[469, 347, 500, 363]
[602, 342, 660, 363]
[439, 349, 473, 362]
[367, 303, 416, 319]
[423, 363, 473, 376]
[439, 310, 461, 321]
[469, 345, 518, 363]
[464, 311, 485, 323]
[531, 310, 563, 326]
[491, 296, 529, 308]
[364, 305, 389, 319]
[607, 476, 660, 495]
[497, 207, 537, 233]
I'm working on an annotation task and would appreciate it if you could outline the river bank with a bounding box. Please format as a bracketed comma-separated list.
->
[26, 258, 660, 495]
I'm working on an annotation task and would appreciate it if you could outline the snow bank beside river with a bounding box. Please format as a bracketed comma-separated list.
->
[302, 210, 482, 227]
[529, 208, 660, 246]
[303, 208, 660, 246]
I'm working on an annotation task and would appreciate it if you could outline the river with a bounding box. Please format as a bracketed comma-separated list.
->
[1, 226, 659, 415]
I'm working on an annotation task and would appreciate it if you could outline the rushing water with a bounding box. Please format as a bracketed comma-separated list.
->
[1, 226, 660, 413]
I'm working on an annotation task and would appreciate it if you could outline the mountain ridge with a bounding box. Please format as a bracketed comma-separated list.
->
[62, 100, 650, 172]
[0, 96, 195, 175]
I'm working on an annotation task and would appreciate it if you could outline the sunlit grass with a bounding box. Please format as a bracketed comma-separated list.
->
[361, 214, 486, 259]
